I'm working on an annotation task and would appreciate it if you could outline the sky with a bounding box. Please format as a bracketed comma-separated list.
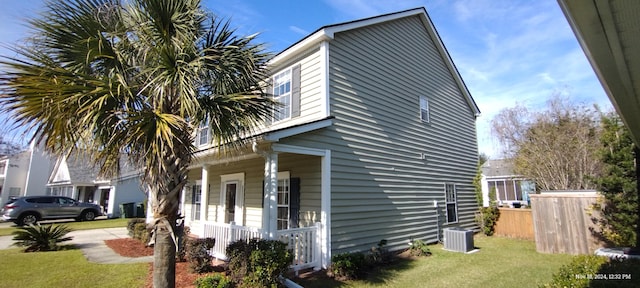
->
[0, 0, 611, 158]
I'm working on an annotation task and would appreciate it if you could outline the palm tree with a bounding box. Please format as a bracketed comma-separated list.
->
[0, 0, 273, 287]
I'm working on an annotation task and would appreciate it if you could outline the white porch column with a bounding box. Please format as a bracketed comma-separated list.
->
[320, 150, 331, 269]
[200, 165, 210, 221]
[262, 152, 278, 239]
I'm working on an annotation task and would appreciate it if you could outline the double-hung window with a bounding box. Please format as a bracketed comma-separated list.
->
[272, 69, 292, 122]
[420, 96, 430, 122]
[191, 184, 201, 221]
[196, 120, 210, 147]
[445, 183, 457, 223]
[277, 173, 291, 230]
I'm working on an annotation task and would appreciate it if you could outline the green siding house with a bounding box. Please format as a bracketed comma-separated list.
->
[181, 7, 480, 272]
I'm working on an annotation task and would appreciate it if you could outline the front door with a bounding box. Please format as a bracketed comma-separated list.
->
[220, 173, 244, 225]
[224, 182, 237, 223]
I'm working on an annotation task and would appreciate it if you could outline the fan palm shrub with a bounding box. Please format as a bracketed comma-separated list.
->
[0, 0, 273, 287]
[12, 224, 73, 252]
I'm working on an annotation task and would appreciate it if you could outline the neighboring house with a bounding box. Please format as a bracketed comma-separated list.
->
[47, 153, 146, 218]
[0, 141, 55, 206]
[179, 7, 480, 271]
[480, 159, 535, 207]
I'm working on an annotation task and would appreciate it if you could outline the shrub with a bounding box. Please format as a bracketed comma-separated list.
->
[329, 252, 367, 280]
[367, 239, 392, 265]
[126, 218, 146, 237]
[226, 238, 293, 288]
[478, 207, 500, 236]
[177, 226, 191, 262]
[12, 224, 73, 252]
[540, 255, 640, 288]
[132, 222, 152, 244]
[408, 239, 431, 257]
[195, 273, 234, 288]
[476, 186, 500, 236]
[541, 255, 607, 288]
[186, 238, 216, 273]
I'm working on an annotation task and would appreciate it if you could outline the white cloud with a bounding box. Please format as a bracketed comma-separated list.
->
[289, 26, 309, 36]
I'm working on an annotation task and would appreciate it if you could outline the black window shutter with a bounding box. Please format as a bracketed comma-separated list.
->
[291, 64, 301, 118]
[289, 177, 301, 228]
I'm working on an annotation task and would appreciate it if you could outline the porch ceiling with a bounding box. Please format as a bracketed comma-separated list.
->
[559, 0, 640, 145]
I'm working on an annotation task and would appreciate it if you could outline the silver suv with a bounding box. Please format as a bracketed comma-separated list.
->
[1, 196, 102, 226]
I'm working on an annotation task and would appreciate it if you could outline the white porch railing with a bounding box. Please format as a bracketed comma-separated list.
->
[201, 222, 321, 272]
[275, 222, 322, 272]
[202, 222, 262, 260]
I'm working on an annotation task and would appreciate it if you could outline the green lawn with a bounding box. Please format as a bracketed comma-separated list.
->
[0, 248, 147, 287]
[0, 218, 130, 236]
[297, 235, 574, 288]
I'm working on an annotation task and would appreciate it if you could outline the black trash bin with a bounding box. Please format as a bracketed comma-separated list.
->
[135, 203, 145, 218]
[120, 202, 135, 218]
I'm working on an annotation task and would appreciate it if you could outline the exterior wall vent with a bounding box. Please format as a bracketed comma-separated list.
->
[443, 227, 474, 253]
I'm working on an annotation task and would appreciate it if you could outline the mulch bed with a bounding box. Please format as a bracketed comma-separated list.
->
[104, 238, 154, 257]
[105, 238, 220, 288]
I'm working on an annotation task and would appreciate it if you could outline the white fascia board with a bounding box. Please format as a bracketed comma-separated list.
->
[271, 144, 327, 157]
[270, 32, 332, 66]
[263, 118, 333, 142]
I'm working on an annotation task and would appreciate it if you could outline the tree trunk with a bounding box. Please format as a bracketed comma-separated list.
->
[150, 151, 190, 288]
[153, 219, 177, 288]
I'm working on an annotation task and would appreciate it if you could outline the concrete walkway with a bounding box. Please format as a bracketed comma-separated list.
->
[0, 227, 153, 264]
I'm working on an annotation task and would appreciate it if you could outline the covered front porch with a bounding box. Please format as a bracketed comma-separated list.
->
[181, 143, 331, 271]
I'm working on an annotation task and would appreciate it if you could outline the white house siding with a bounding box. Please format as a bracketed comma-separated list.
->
[284, 15, 478, 254]
[268, 47, 326, 130]
[24, 143, 55, 197]
[0, 152, 30, 205]
[183, 154, 321, 230]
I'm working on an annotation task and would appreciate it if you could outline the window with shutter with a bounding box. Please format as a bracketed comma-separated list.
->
[271, 64, 301, 123]
[263, 172, 300, 230]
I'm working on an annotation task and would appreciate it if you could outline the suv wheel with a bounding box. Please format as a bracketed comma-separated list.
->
[17, 213, 39, 226]
[80, 210, 96, 221]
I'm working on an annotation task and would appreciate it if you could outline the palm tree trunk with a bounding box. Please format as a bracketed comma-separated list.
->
[150, 151, 190, 288]
[153, 218, 177, 287]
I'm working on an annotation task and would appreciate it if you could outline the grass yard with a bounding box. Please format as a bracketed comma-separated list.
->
[0, 248, 147, 288]
[297, 235, 574, 288]
[0, 218, 129, 236]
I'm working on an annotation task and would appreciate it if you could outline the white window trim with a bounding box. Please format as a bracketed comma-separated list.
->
[420, 96, 430, 123]
[272, 69, 292, 123]
[196, 120, 210, 147]
[191, 180, 202, 221]
[220, 173, 245, 225]
[445, 183, 458, 224]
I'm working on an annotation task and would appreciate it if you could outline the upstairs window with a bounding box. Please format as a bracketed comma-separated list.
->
[272, 69, 292, 122]
[196, 119, 210, 147]
[420, 96, 430, 122]
[270, 64, 301, 123]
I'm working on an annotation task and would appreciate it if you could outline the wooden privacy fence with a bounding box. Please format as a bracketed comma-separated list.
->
[494, 208, 534, 240]
[530, 193, 603, 255]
